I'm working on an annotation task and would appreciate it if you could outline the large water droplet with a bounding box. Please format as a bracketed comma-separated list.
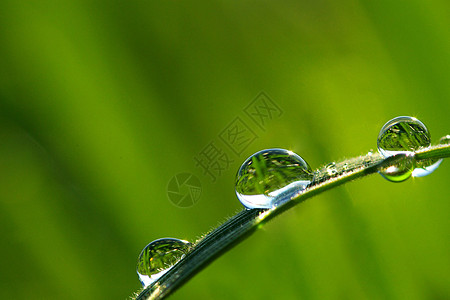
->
[235, 148, 313, 209]
[137, 238, 191, 287]
[377, 116, 431, 157]
[377, 116, 432, 182]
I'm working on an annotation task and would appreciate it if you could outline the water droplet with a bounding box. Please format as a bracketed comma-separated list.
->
[413, 159, 440, 177]
[379, 154, 415, 182]
[137, 238, 191, 287]
[412, 134, 450, 177]
[440, 135, 450, 145]
[363, 150, 375, 167]
[342, 163, 349, 171]
[377, 116, 431, 182]
[377, 116, 431, 157]
[325, 162, 337, 176]
[235, 148, 313, 209]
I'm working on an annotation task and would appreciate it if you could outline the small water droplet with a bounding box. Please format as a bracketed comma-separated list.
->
[325, 162, 337, 176]
[235, 148, 313, 209]
[440, 135, 450, 145]
[363, 151, 375, 167]
[137, 238, 191, 288]
[412, 134, 450, 177]
[342, 163, 349, 170]
[377, 116, 431, 182]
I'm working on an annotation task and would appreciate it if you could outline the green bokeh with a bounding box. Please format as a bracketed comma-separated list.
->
[0, 1, 449, 299]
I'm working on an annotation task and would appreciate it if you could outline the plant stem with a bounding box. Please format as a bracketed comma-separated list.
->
[134, 143, 450, 300]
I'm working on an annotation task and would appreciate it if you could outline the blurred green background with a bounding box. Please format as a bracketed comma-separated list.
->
[1, 1, 449, 299]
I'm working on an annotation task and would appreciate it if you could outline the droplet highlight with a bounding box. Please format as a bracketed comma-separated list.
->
[137, 238, 191, 288]
[235, 148, 313, 209]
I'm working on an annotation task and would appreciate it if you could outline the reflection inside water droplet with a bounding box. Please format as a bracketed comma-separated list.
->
[377, 116, 431, 157]
[137, 238, 191, 287]
[235, 148, 313, 209]
[379, 154, 415, 182]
